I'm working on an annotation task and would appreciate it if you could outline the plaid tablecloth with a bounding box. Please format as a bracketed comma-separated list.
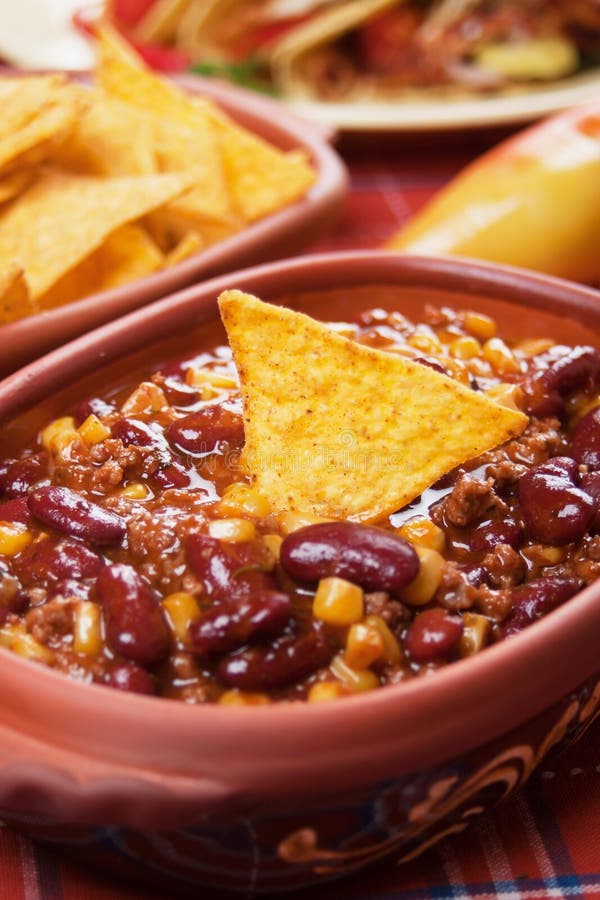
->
[2, 134, 599, 900]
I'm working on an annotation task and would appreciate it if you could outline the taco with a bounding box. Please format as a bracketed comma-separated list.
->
[268, 0, 600, 100]
[171, 1, 343, 77]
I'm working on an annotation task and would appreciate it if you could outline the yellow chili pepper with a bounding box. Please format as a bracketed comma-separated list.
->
[386, 104, 600, 283]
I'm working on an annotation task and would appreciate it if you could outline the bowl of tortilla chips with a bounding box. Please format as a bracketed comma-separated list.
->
[0, 25, 347, 375]
[0, 250, 600, 895]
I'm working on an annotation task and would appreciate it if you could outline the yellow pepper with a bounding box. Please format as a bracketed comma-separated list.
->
[386, 104, 600, 283]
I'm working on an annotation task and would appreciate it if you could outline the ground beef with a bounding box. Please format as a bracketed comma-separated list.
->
[506, 418, 565, 467]
[364, 591, 410, 628]
[431, 474, 506, 528]
[435, 563, 477, 611]
[482, 544, 527, 589]
[25, 596, 77, 647]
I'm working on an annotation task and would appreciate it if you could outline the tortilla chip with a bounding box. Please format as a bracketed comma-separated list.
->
[96, 24, 219, 126]
[218, 290, 529, 523]
[0, 167, 191, 299]
[151, 116, 236, 229]
[0, 262, 35, 324]
[96, 24, 315, 223]
[39, 223, 164, 309]
[52, 90, 157, 176]
[0, 169, 34, 206]
[207, 114, 316, 222]
[165, 230, 205, 266]
[0, 76, 82, 176]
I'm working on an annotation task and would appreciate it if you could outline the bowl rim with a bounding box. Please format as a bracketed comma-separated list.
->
[0, 71, 347, 375]
[0, 251, 600, 823]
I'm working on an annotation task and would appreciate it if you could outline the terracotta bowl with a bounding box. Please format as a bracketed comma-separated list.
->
[0, 74, 347, 377]
[1, 252, 600, 897]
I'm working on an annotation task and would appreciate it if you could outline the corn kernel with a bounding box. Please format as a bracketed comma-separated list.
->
[121, 382, 168, 415]
[77, 413, 110, 445]
[344, 621, 384, 670]
[408, 332, 442, 355]
[484, 383, 524, 411]
[11, 634, 54, 665]
[531, 545, 564, 565]
[313, 577, 364, 627]
[218, 483, 271, 518]
[566, 394, 600, 425]
[263, 533, 283, 559]
[0, 622, 25, 648]
[398, 517, 445, 553]
[278, 511, 333, 535]
[330, 655, 379, 692]
[40, 416, 78, 453]
[463, 311, 496, 341]
[218, 690, 271, 706]
[459, 612, 491, 657]
[118, 482, 149, 500]
[307, 681, 348, 703]
[450, 335, 481, 360]
[514, 338, 555, 358]
[400, 546, 444, 607]
[0, 522, 32, 556]
[483, 338, 520, 375]
[186, 367, 238, 390]
[364, 614, 402, 664]
[73, 601, 103, 656]
[162, 592, 201, 642]
[444, 358, 473, 386]
[208, 518, 256, 543]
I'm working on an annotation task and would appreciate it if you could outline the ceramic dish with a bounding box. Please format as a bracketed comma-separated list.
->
[0, 74, 347, 377]
[288, 68, 600, 132]
[0, 252, 600, 896]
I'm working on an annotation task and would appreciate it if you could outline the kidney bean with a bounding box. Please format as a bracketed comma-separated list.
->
[519, 457, 595, 545]
[97, 564, 170, 665]
[166, 406, 244, 456]
[105, 662, 156, 695]
[189, 591, 292, 657]
[186, 534, 274, 602]
[523, 346, 600, 417]
[149, 459, 190, 489]
[404, 608, 464, 663]
[28, 486, 126, 546]
[580, 472, 600, 532]
[48, 578, 92, 602]
[570, 406, 600, 470]
[216, 626, 333, 691]
[0, 459, 12, 495]
[470, 517, 522, 552]
[161, 377, 200, 408]
[112, 417, 165, 451]
[414, 355, 447, 375]
[502, 575, 581, 638]
[0, 497, 32, 525]
[280, 522, 419, 593]
[74, 397, 115, 427]
[14, 539, 104, 585]
[456, 563, 488, 588]
[3, 454, 48, 497]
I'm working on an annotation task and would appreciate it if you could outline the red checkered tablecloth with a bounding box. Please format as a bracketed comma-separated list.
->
[1, 137, 599, 900]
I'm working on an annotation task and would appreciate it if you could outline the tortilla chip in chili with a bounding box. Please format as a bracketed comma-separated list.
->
[219, 290, 529, 523]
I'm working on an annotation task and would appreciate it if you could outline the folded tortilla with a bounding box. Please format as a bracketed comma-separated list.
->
[270, 0, 401, 98]
[175, 0, 344, 63]
[268, 0, 586, 101]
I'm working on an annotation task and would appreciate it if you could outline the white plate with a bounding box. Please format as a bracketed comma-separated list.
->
[286, 69, 600, 131]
